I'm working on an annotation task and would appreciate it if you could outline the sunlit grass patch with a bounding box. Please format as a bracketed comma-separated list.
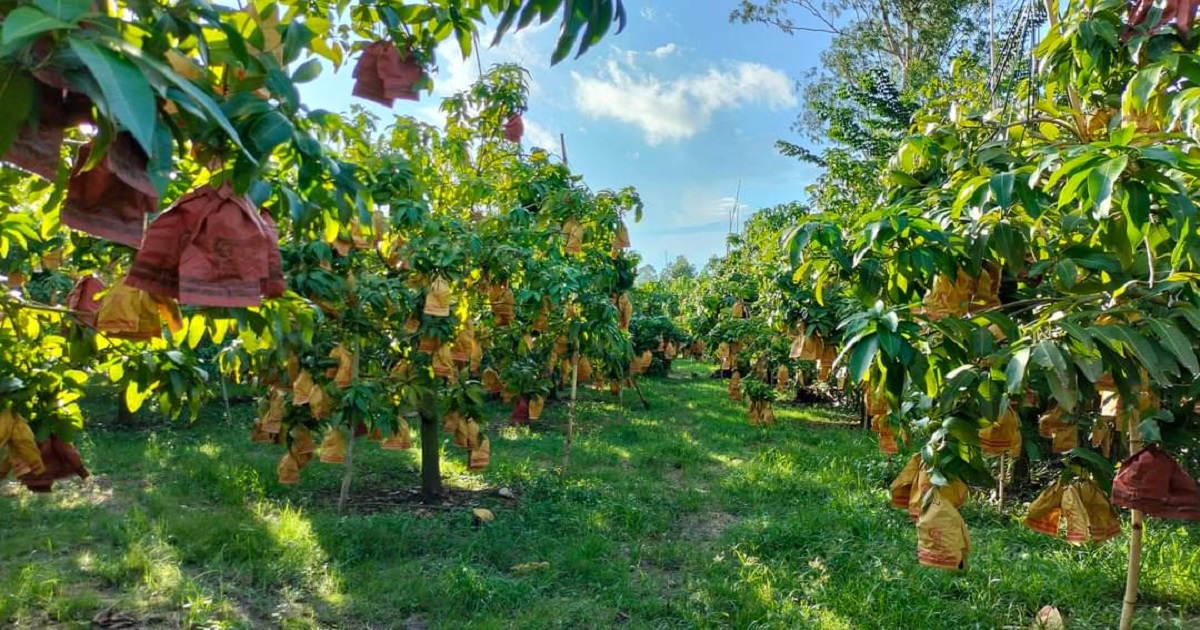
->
[2, 365, 1199, 629]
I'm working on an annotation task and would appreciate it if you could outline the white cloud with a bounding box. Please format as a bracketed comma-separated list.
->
[651, 43, 678, 58]
[524, 119, 558, 151]
[673, 195, 750, 229]
[640, 6, 658, 20]
[428, 21, 552, 99]
[430, 44, 477, 97]
[572, 56, 796, 145]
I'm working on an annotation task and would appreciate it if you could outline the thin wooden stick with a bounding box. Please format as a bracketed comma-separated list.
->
[337, 340, 361, 515]
[1120, 421, 1145, 630]
[631, 378, 650, 410]
[338, 422, 357, 515]
[219, 372, 233, 424]
[561, 352, 578, 480]
[998, 453, 1006, 509]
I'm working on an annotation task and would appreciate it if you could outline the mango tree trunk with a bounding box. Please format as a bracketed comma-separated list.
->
[419, 406, 443, 500]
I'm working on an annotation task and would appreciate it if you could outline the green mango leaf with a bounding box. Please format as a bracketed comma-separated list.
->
[186, 315, 206, 349]
[943, 416, 981, 445]
[247, 110, 293, 158]
[491, 1, 522, 46]
[0, 65, 35, 155]
[848, 333, 879, 383]
[104, 37, 252, 160]
[1061, 246, 1121, 273]
[575, 0, 613, 58]
[968, 326, 994, 357]
[210, 318, 230, 345]
[550, 2, 587, 65]
[281, 22, 312, 65]
[1122, 64, 1164, 114]
[1146, 319, 1198, 375]
[397, 4, 436, 23]
[1033, 340, 1076, 411]
[291, 58, 322, 83]
[1054, 258, 1078, 289]
[455, 23, 473, 59]
[1091, 325, 1166, 383]
[516, 0, 541, 30]
[1174, 306, 1200, 335]
[1058, 320, 1095, 354]
[1005, 347, 1030, 395]
[1047, 151, 1102, 189]
[124, 380, 149, 413]
[68, 37, 158, 157]
[1065, 447, 1115, 489]
[1, 7, 71, 47]
[1087, 154, 1127, 219]
[539, 0, 567, 24]
[1123, 179, 1150, 236]
[1138, 418, 1162, 443]
[1110, 123, 1136, 146]
[989, 172, 1015, 208]
[32, 0, 93, 22]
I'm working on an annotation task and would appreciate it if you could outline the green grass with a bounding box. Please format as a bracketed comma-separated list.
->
[2, 359, 1199, 629]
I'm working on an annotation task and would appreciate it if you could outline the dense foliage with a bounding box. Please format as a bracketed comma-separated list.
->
[0, 0, 637, 499]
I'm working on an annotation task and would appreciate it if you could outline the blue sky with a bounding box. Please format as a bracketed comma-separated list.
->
[301, 1, 831, 269]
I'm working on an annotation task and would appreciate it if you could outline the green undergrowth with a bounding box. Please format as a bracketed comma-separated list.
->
[2, 360, 1198, 629]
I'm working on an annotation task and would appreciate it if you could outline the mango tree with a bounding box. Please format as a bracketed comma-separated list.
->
[0, 0, 628, 498]
[790, 0, 1200, 625]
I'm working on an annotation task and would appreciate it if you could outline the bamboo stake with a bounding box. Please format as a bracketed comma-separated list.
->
[631, 378, 650, 410]
[338, 422, 357, 515]
[1119, 421, 1145, 630]
[618, 382, 625, 422]
[219, 372, 234, 424]
[337, 340, 361, 515]
[561, 352, 579, 480]
[998, 453, 1006, 510]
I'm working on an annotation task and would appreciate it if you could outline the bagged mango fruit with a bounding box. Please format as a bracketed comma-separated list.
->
[319, 428, 347, 464]
[469, 436, 491, 471]
[382, 417, 413, 450]
[423, 276, 452, 317]
[890, 454, 922, 509]
[917, 489, 971, 571]
[1024, 480, 1066, 536]
[979, 406, 1021, 457]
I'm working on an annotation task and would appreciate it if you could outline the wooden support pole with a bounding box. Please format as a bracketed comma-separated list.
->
[1120, 423, 1145, 630]
[562, 353, 579, 480]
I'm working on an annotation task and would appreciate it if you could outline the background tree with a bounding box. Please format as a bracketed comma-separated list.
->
[731, 0, 996, 222]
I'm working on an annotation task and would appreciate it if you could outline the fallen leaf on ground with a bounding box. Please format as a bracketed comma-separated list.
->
[510, 561, 551, 574]
[1032, 605, 1065, 629]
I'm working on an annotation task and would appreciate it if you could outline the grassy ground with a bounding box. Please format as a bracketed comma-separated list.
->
[2, 359, 1199, 629]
